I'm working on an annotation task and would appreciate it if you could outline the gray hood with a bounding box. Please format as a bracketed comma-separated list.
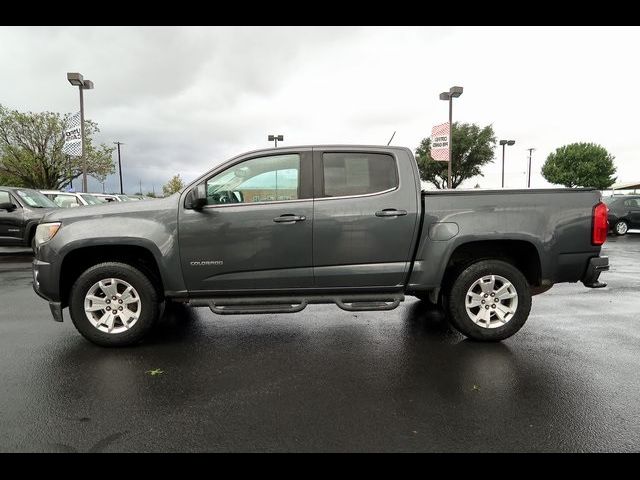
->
[42, 194, 179, 223]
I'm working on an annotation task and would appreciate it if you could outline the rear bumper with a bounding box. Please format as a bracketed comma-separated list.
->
[581, 256, 609, 288]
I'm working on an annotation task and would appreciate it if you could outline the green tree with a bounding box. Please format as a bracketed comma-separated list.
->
[0, 170, 11, 185]
[162, 174, 184, 196]
[541, 142, 616, 189]
[415, 122, 496, 189]
[0, 104, 115, 189]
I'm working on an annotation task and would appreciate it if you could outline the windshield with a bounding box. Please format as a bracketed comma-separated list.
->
[603, 196, 619, 205]
[116, 195, 131, 202]
[16, 189, 57, 208]
[79, 194, 102, 205]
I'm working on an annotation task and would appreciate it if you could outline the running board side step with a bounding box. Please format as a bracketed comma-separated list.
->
[335, 297, 401, 312]
[210, 301, 308, 315]
[188, 293, 404, 315]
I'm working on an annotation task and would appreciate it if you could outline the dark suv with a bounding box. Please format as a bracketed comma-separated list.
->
[604, 195, 640, 235]
[0, 187, 58, 248]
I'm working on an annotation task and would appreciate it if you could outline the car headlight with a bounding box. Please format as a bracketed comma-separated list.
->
[34, 222, 62, 247]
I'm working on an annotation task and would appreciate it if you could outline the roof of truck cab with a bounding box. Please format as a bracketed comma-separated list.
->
[230, 145, 413, 156]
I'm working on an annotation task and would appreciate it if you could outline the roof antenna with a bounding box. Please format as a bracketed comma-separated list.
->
[387, 131, 396, 146]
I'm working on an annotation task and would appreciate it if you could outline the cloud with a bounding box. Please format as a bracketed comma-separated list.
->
[1, 26, 639, 193]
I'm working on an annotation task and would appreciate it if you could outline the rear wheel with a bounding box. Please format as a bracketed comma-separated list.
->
[69, 262, 160, 347]
[614, 220, 628, 236]
[446, 259, 531, 341]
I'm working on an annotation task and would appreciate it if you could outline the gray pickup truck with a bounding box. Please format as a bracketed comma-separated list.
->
[32, 145, 609, 347]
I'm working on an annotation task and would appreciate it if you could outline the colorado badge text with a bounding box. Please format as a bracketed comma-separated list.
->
[190, 260, 224, 266]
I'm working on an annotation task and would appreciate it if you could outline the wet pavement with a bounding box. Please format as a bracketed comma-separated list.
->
[0, 236, 638, 452]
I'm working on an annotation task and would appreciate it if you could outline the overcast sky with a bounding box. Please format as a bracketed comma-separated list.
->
[1, 26, 639, 194]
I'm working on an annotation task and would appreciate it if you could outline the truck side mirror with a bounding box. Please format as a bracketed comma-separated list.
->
[0, 202, 17, 212]
[185, 183, 207, 210]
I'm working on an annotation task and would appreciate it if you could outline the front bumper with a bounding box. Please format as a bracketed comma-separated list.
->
[32, 257, 64, 322]
[581, 256, 609, 288]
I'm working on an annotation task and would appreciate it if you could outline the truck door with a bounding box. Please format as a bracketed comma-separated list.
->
[312, 149, 420, 288]
[178, 150, 314, 294]
[0, 190, 24, 245]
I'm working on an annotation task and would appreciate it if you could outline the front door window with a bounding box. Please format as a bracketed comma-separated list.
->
[205, 154, 300, 205]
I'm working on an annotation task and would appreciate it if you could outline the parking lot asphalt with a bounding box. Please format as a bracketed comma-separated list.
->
[0, 236, 639, 452]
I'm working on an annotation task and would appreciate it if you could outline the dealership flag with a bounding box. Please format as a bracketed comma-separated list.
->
[430, 122, 450, 162]
[62, 112, 82, 157]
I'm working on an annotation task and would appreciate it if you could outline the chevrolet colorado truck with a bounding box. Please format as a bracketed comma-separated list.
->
[0, 187, 58, 248]
[32, 145, 609, 347]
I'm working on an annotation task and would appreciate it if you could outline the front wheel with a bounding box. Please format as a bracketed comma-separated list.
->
[446, 260, 531, 342]
[614, 220, 628, 236]
[69, 262, 160, 347]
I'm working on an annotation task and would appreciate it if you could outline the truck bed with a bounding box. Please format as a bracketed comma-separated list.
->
[408, 187, 603, 291]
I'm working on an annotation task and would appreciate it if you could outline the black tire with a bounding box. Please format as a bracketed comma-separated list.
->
[446, 259, 531, 342]
[69, 262, 160, 347]
[614, 220, 628, 236]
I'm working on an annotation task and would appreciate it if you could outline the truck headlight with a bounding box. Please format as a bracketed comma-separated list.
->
[35, 222, 62, 246]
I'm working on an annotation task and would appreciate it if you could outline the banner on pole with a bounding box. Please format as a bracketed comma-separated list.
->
[430, 122, 450, 162]
[63, 112, 82, 157]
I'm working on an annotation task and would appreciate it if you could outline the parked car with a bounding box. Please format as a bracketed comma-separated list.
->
[91, 193, 120, 203]
[32, 145, 608, 347]
[604, 195, 640, 235]
[40, 190, 103, 208]
[0, 186, 58, 248]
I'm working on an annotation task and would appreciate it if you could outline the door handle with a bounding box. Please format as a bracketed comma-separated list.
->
[273, 214, 306, 223]
[375, 209, 407, 217]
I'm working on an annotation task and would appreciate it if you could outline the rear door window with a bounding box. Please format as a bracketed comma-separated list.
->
[322, 152, 398, 197]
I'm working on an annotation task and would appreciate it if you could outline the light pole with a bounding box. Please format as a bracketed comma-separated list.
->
[114, 141, 125, 194]
[499, 139, 516, 188]
[67, 72, 94, 193]
[526, 148, 535, 188]
[439, 86, 463, 188]
[268, 134, 283, 147]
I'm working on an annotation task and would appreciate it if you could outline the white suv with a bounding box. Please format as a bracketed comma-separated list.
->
[40, 190, 103, 208]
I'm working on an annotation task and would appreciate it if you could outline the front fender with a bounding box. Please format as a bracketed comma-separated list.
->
[38, 214, 186, 295]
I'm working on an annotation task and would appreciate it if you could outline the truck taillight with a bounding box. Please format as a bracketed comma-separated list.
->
[592, 202, 608, 246]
